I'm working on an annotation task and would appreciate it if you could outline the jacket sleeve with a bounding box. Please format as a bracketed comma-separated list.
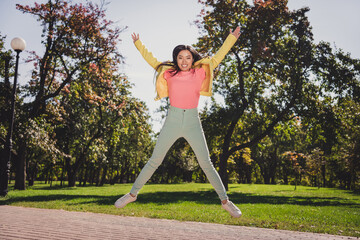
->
[134, 40, 162, 70]
[210, 34, 238, 69]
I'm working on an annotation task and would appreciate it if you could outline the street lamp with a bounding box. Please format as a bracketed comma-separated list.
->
[0, 37, 26, 196]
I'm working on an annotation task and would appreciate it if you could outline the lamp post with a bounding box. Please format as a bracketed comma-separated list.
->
[0, 37, 26, 196]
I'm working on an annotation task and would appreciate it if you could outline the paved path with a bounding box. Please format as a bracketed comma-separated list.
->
[0, 205, 357, 240]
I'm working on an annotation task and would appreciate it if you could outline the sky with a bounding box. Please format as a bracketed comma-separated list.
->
[1, 0, 360, 133]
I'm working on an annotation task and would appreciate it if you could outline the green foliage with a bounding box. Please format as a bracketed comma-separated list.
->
[193, 0, 316, 189]
[192, 0, 360, 190]
[329, 98, 360, 189]
[1, 1, 154, 188]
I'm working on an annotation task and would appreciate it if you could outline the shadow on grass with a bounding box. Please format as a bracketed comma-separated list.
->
[1, 190, 359, 208]
[228, 192, 359, 208]
[0, 193, 116, 206]
[16, 184, 114, 191]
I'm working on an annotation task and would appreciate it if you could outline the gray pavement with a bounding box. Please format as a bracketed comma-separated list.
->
[0, 205, 357, 240]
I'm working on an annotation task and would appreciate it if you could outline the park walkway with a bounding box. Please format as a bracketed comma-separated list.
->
[0, 205, 357, 240]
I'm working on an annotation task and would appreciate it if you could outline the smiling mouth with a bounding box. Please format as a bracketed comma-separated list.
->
[181, 65, 188, 68]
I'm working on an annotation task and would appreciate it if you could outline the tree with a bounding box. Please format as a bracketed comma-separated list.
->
[282, 151, 306, 190]
[18, 117, 63, 186]
[0, 33, 15, 195]
[195, 0, 313, 189]
[13, 0, 127, 189]
[298, 40, 360, 189]
[306, 148, 324, 188]
[107, 106, 153, 185]
[330, 99, 360, 190]
[55, 58, 132, 186]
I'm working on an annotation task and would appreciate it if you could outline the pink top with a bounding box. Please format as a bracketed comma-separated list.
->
[164, 68, 206, 109]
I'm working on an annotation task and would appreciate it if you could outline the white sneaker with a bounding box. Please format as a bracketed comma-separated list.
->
[114, 193, 137, 208]
[222, 201, 242, 218]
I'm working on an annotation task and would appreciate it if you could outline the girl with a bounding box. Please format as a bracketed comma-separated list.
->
[115, 27, 242, 218]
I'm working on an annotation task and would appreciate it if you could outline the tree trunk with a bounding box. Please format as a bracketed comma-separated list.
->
[60, 159, 65, 187]
[245, 164, 252, 183]
[219, 152, 229, 190]
[14, 140, 26, 190]
[90, 167, 96, 185]
[67, 171, 76, 187]
[321, 164, 326, 187]
[66, 151, 88, 187]
[27, 160, 37, 187]
[100, 165, 108, 186]
[259, 161, 270, 184]
[0, 149, 10, 196]
[66, 157, 76, 187]
[95, 167, 100, 186]
[283, 170, 289, 184]
[82, 165, 88, 187]
[111, 171, 120, 185]
[119, 168, 124, 183]
[264, 175, 270, 184]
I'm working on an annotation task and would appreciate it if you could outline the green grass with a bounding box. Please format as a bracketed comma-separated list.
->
[1, 182, 359, 237]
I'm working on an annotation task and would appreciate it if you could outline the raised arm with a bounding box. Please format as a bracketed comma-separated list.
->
[209, 26, 240, 68]
[132, 32, 162, 70]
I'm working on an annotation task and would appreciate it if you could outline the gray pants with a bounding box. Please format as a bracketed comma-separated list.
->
[130, 106, 228, 201]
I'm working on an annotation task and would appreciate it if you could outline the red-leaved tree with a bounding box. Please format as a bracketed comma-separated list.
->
[14, 0, 127, 189]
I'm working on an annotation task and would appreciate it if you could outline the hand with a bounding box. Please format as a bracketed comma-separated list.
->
[230, 26, 241, 39]
[131, 32, 139, 43]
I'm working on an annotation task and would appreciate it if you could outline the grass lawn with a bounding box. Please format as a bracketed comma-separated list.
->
[1, 182, 359, 237]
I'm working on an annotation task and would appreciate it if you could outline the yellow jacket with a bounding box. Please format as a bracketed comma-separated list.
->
[134, 34, 238, 101]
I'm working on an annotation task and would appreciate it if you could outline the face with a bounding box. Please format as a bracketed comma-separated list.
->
[176, 50, 193, 72]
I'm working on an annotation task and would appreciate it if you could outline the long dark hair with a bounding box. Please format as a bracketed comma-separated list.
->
[155, 45, 202, 76]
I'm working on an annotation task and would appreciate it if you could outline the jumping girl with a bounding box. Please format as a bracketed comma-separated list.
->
[115, 27, 242, 218]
